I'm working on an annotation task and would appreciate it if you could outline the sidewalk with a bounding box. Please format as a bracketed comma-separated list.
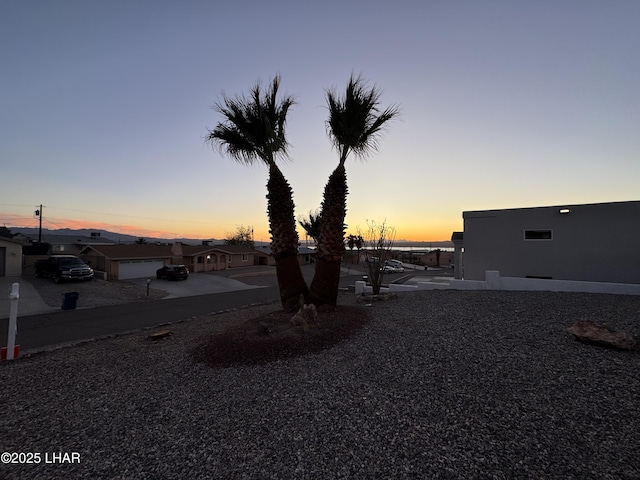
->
[0, 277, 57, 319]
[0, 286, 281, 354]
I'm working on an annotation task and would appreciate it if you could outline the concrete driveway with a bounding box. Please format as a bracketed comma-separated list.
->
[125, 272, 265, 299]
[0, 272, 265, 320]
[0, 277, 57, 319]
[0, 265, 354, 320]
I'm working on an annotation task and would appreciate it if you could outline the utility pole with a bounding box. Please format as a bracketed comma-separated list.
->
[35, 204, 43, 242]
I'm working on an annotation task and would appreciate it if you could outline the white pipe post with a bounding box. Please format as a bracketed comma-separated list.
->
[7, 282, 19, 360]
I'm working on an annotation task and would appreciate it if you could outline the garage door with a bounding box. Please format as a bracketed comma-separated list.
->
[118, 260, 166, 280]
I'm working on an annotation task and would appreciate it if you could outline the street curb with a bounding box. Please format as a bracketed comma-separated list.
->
[10, 299, 280, 360]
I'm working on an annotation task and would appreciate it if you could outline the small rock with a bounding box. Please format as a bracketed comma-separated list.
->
[290, 303, 318, 326]
[257, 322, 271, 336]
[147, 329, 172, 341]
[567, 321, 637, 351]
[356, 292, 398, 303]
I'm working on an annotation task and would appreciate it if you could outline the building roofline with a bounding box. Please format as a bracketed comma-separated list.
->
[463, 200, 640, 217]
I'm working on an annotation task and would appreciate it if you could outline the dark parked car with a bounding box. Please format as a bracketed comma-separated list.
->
[156, 265, 189, 280]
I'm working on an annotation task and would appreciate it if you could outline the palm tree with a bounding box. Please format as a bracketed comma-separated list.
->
[347, 234, 356, 251]
[354, 234, 364, 264]
[346, 234, 364, 264]
[298, 209, 322, 246]
[347, 234, 357, 264]
[206, 76, 308, 311]
[310, 75, 399, 306]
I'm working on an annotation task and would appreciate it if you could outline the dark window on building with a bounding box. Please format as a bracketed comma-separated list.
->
[524, 230, 552, 240]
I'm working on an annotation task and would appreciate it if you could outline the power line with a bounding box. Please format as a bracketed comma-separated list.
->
[46, 206, 217, 226]
[0, 204, 240, 228]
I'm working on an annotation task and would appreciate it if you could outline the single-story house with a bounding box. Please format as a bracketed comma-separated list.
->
[253, 245, 316, 266]
[21, 233, 118, 273]
[182, 244, 257, 272]
[24, 233, 116, 256]
[388, 249, 454, 267]
[79, 243, 264, 280]
[0, 237, 24, 277]
[202, 244, 258, 269]
[456, 200, 640, 284]
[80, 244, 174, 280]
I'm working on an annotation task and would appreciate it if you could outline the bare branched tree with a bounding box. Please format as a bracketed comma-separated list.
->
[224, 225, 255, 248]
[358, 220, 396, 295]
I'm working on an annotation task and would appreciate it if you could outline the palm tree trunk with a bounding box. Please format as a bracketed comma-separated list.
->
[266, 164, 309, 311]
[310, 164, 347, 306]
[310, 256, 342, 306]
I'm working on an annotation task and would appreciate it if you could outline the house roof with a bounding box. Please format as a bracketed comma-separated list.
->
[40, 234, 117, 246]
[81, 243, 260, 260]
[182, 245, 229, 256]
[81, 244, 173, 260]
[463, 200, 640, 216]
[0, 236, 25, 246]
[254, 245, 316, 256]
[212, 244, 260, 255]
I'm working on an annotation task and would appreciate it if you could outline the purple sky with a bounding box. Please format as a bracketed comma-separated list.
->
[2, 1, 638, 241]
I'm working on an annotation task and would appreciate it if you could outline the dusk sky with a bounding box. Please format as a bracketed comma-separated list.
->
[2, 1, 638, 242]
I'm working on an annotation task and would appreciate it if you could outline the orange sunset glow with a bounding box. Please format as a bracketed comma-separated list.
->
[1, 210, 458, 243]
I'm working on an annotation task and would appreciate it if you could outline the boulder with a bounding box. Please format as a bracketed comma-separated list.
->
[567, 321, 637, 351]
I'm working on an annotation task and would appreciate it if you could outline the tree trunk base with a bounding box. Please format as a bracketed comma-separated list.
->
[275, 253, 310, 312]
[309, 257, 342, 307]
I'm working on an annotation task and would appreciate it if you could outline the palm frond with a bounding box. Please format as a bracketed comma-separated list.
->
[298, 209, 322, 243]
[206, 75, 296, 167]
[325, 74, 399, 165]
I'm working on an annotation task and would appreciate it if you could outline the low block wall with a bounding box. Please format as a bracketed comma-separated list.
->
[355, 270, 640, 296]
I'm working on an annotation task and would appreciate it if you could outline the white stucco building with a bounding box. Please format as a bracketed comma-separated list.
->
[0, 237, 24, 277]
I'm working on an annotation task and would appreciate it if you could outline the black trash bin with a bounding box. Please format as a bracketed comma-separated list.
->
[62, 292, 79, 310]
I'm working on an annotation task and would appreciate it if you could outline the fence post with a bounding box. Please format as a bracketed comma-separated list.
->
[6, 283, 19, 360]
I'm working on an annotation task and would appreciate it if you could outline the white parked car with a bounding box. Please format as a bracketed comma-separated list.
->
[382, 264, 404, 273]
[385, 260, 404, 270]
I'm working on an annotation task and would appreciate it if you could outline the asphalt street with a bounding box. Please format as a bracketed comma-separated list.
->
[0, 263, 440, 355]
[0, 286, 281, 354]
[0, 266, 365, 355]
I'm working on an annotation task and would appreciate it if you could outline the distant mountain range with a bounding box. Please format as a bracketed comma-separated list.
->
[8, 227, 227, 246]
[394, 240, 454, 248]
[8, 227, 453, 249]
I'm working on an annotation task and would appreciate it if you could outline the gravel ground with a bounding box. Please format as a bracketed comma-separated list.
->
[30, 276, 168, 308]
[1, 290, 639, 479]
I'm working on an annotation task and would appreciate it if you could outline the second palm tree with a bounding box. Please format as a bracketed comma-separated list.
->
[310, 75, 399, 306]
